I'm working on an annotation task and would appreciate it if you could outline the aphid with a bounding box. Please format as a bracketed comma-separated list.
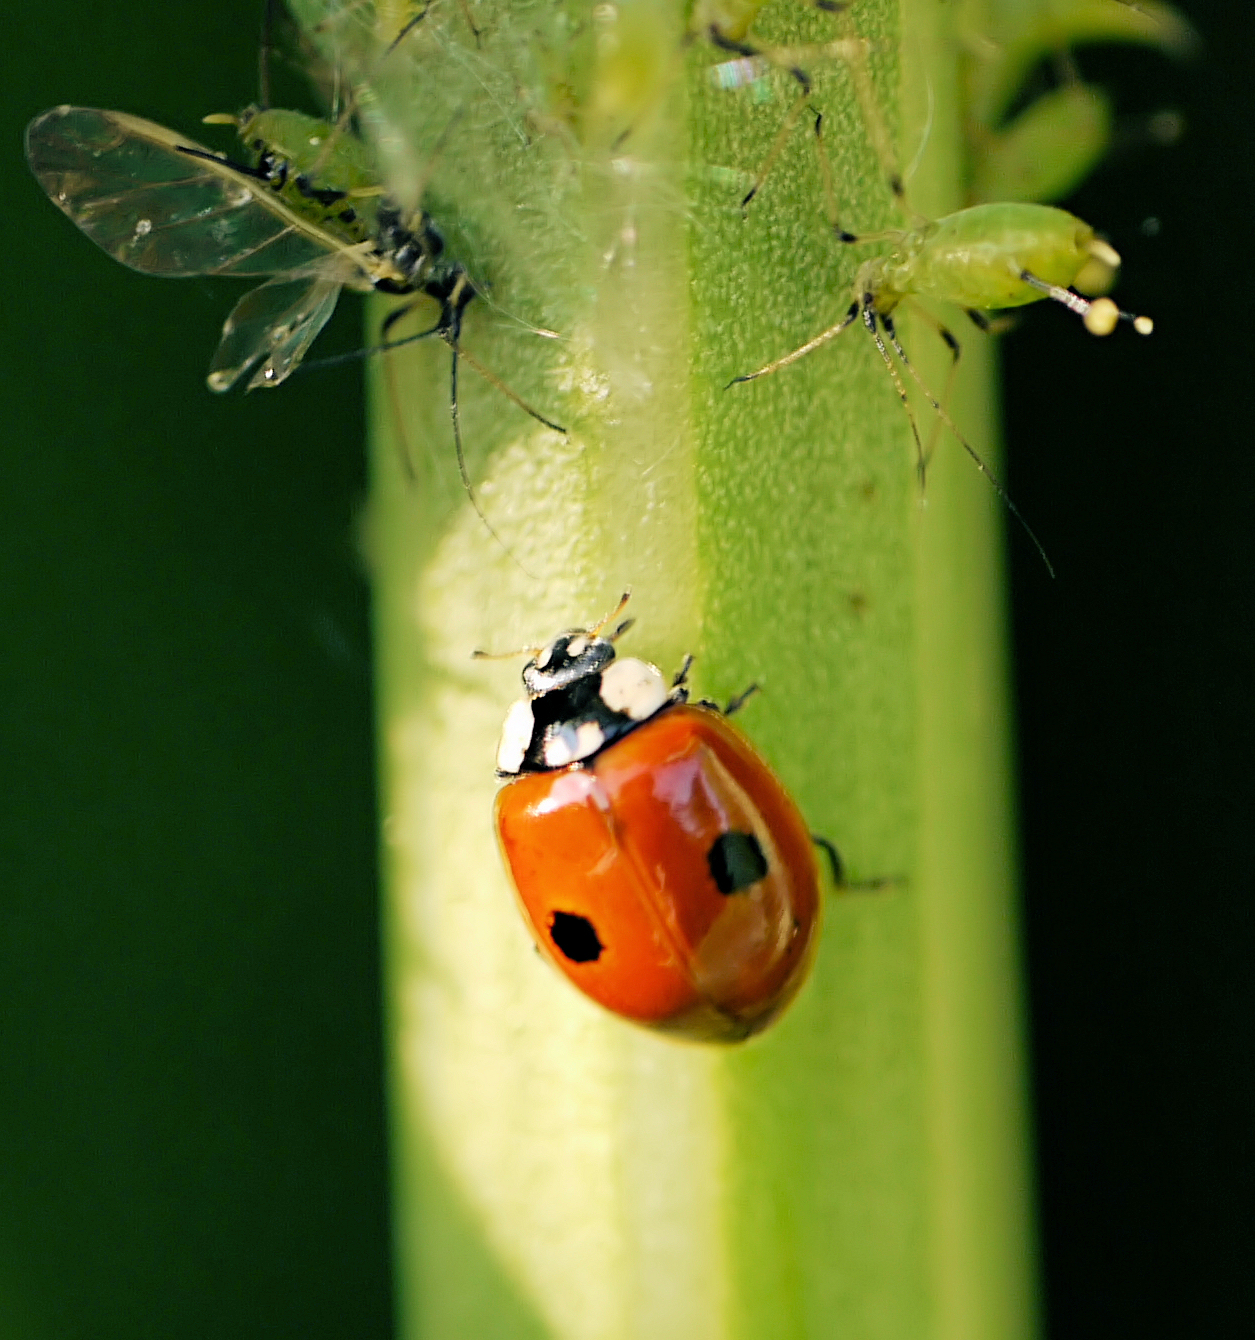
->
[699, 0, 1189, 211]
[730, 195, 1153, 569]
[24, 103, 455, 392]
[486, 597, 853, 1043]
[694, 0, 901, 211]
[25, 91, 564, 539]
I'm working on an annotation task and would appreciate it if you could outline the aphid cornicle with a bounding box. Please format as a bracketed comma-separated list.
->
[487, 602, 834, 1043]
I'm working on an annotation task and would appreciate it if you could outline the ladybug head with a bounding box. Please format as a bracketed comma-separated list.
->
[522, 630, 617, 695]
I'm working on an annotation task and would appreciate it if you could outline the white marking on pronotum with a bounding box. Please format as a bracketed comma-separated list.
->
[599, 658, 667, 721]
[496, 697, 535, 775]
[544, 721, 606, 769]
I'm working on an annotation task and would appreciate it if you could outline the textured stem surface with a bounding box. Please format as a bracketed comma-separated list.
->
[331, 0, 1037, 1334]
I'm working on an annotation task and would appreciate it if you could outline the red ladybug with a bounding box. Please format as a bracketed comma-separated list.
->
[489, 604, 826, 1042]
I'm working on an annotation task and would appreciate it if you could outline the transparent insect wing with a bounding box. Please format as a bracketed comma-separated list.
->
[25, 107, 355, 280]
[207, 273, 344, 392]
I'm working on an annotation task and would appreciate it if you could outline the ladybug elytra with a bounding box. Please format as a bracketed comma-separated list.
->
[489, 604, 823, 1042]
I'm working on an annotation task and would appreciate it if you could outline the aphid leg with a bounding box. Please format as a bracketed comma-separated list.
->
[455, 0, 482, 44]
[444, 283, 494, 530]
[903, 299, 964, 479]
[452, 345, 568, 436]
[704, 24, 816, 213]
[304, 5, 437, 183]
[861, 302, 930, 487]
[772, 21, 905, 213]
[965, 307, 1017, 338]
[810, 101, 900, 242]
[827, 15, 903, 208]
[727, 299, 860, 386]
[671, 654, 695, 689]
[877, 311, 1056, 577]
[724, 683, 761, 716]
[741, 87, 815, 210]
[708, 26, 809, 90]
[811, 107, 856, 240]
[1019, 269, 1153, 337]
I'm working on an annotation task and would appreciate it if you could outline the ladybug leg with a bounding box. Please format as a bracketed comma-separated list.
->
[813, 834, 900, 893]
[671, 654, 694, 689]
[812, 834, 846, 885]
[724, 683, 761, 716]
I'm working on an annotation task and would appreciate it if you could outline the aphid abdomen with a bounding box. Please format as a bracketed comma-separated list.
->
[897, 202, 1098, 311]
[239, 108, 379, 244]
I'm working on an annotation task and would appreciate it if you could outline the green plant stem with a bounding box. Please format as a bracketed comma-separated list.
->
[345, 0, 1037, 1335]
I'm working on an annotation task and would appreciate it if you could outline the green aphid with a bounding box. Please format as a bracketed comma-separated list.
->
[205, 105, 386, 244]
[731, 200, 1153, 571]
[24, 104, 453, 392]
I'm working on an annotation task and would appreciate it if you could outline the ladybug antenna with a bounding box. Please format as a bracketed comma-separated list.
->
[470, 641, 544, 662]
[588, 589, 632, 638]
[472, 590, 632, 661]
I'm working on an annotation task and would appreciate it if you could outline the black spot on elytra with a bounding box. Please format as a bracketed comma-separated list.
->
[549, 911, 603, 963]
[708, 831, 768, 894]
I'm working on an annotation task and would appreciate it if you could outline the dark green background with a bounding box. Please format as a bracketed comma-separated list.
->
[5, 3, 389, 1337]
[1, 2, 1248, 1338]
[1008, 3, 1254, 1335]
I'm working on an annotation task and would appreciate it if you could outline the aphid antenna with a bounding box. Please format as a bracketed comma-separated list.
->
[726, 299, 861, 388]
[901, 66, 934, 191]
[900, 298, 963, 471]
[859, 300, 931, 485]
[740, 90, 816, 211]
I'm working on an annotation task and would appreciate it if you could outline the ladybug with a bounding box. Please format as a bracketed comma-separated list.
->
[488, 601, 828, 1042]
